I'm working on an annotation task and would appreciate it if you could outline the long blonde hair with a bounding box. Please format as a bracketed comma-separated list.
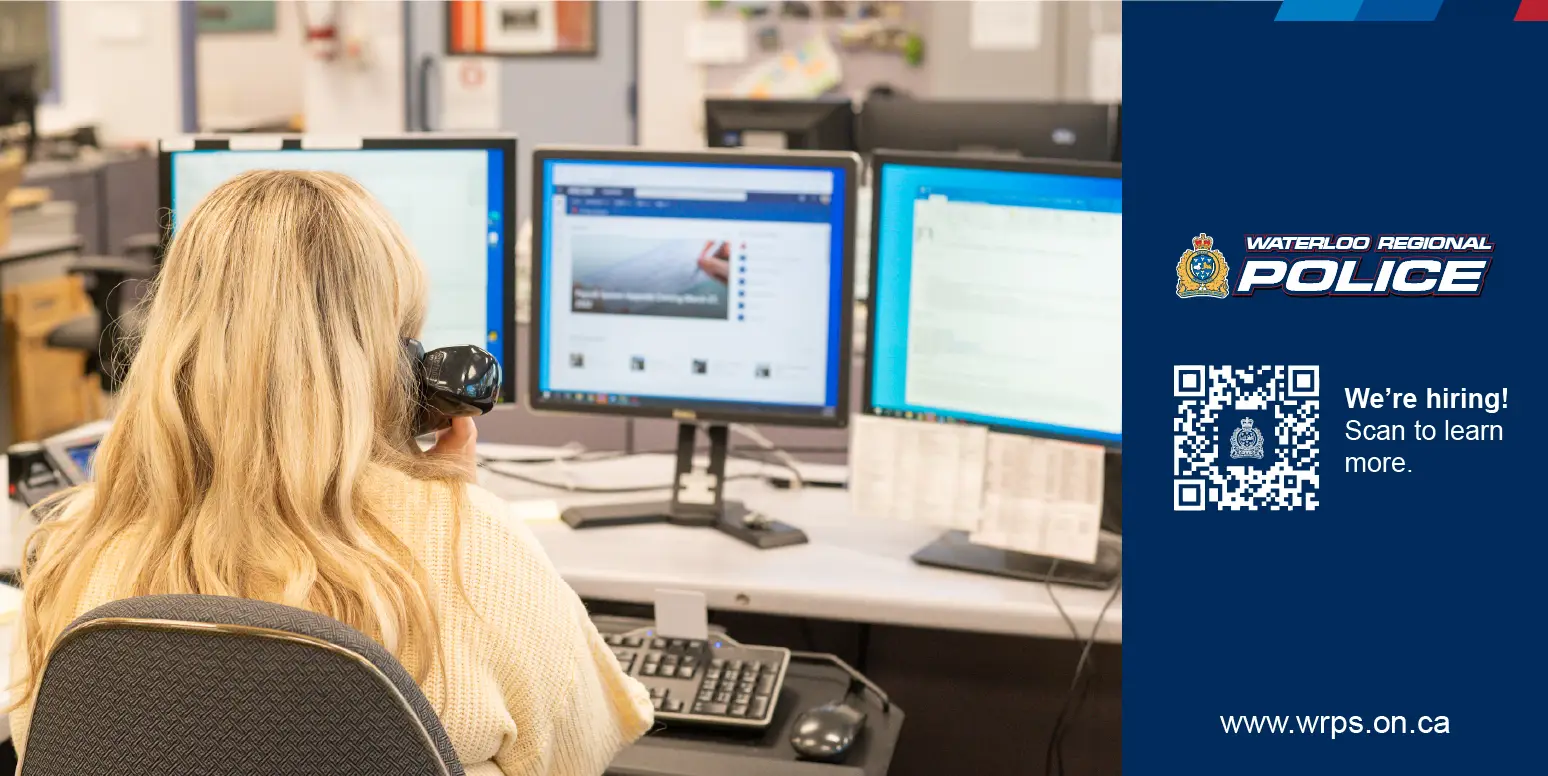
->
[11, 170, 470, 710]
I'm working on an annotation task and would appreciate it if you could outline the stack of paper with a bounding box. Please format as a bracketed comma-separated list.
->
[850, 415, 1105, 563]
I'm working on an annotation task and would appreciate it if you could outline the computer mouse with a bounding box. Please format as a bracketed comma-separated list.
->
[790, 702, 867, 762]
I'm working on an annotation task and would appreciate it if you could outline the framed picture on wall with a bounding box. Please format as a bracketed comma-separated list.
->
[446, 0, 598, 57]
[196, 1, 278, 34]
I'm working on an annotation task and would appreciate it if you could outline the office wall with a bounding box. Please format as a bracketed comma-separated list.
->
[638, 0, 704, 150]
[302, 0, 405, 134]
[636, 0, 1121, 150]
[197, 0, 306, 130]
[37, 0, 187, 143]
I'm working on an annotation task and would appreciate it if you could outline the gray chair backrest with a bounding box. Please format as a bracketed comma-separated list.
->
[21, 594, 465, 776]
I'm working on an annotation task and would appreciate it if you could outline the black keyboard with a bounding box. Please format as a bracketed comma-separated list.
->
[604, 628, 790, 729]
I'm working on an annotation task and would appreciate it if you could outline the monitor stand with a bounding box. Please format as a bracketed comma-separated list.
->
[560, 423, 809, 550]
[912, 451, 1123, 589]
[911, 531, 1122, 590]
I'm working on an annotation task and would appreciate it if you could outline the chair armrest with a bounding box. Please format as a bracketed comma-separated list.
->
[67, 256, 156, 279]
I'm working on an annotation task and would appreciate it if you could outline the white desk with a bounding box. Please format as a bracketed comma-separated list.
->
[477, 452, 1122, 644]
[1, 451, 1122, 645]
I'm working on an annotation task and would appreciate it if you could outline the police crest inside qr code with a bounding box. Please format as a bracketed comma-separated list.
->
[1173, 366, 1320, 511]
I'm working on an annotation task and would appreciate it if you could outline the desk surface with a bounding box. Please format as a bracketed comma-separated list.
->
[0, 234, 84, 265]
[477, 452, 1121, 644]
[1, 451, 1122, 644]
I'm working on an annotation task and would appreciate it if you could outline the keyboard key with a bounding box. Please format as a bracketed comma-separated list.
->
[649, 686, 666, 698]
[715, 690, 732, 704]
[676, 666, 696, 679]
[745, 661, 762, 672]
[750, 697, 769, 719]
[726, 660, 743, 672]
[641, 664, 658, 677]
[741, 667, 758, 681]
[669, 639, 686, 650]
[665, 699, 684, 713]
[624, 636, 642, 647]
[718, 679, 736, 692]
[756, 675, 776, 694]
[738, 680, 755, 695]
[662, 654, 679, 666]
[652, 638, 667, 649]
[693, 702, 729, 716]
[682, 655, 698, 668]
[760, 663, 778, 676]
[734, 692, 751, 706]
[688, 640, 705, 651]
[697, 688, 715, 703]
[730, 702, 749, 717]
[651, 697, 664, 711]
[709, 658, 725, 670]
[704, 669, 721, 682]
[605, 635, 623, 646]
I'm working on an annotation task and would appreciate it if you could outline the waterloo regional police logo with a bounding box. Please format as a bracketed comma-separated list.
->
[1177, 233, 1230, 299]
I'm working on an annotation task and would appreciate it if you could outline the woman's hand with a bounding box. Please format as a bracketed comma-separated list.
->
[428, 416, 479, 482]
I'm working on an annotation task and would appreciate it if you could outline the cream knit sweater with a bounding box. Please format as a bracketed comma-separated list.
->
[8, 466, 654, 775]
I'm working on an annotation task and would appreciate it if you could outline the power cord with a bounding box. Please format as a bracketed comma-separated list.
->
[1043, 575, 1122, 776]
[729, 424, 805, 490]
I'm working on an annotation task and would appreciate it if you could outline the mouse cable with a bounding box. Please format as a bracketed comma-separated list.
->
[1044, 575, 1122, 776]
[788, 650, 891, 713]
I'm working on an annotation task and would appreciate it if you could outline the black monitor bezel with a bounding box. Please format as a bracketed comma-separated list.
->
[862, 149, 1124, 449]
[157, 134, 520, 404]
[528, 145, 861, 428]
[704, 98, 857, 153]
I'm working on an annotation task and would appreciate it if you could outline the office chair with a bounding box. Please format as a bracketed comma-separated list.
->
[21, 594, 465, 776]
[44, 233, 162, 392]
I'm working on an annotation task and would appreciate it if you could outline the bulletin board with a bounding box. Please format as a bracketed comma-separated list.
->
[698, 1, 929, 100]
[446, 0, 597, 57]
[696, 1, 1120, 104]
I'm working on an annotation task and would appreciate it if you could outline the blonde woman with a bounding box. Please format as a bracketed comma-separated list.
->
[7, 170, 652, 775]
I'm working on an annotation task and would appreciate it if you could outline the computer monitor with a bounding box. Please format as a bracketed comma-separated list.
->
[705, 99, 856, 152]
[158, 135, 519, 403]
[864, 150, 1122, 585]
[0, 63, 39, 161]
[857, 99, 1115, 163]
[531, 146, 859, 547]
[864, 150, 1121, 444]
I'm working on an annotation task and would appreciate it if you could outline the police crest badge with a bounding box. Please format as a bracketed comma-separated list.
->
[1177, 233, 1230, 299]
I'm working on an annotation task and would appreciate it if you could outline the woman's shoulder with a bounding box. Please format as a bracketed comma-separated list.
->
[363, 464, 540, 560]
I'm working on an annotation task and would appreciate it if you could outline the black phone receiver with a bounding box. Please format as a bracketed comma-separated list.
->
[404, 338, 502, 437]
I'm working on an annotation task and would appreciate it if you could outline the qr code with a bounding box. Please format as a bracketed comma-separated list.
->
[1173, 365, 1320, 511]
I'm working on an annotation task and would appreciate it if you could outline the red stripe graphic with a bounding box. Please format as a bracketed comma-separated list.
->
[1518, 0, 1548, 21]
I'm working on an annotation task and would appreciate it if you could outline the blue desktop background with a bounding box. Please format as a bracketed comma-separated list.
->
[1128, 2, 1544, 774]
[537, 158, 848, 412]
[869, 162, 1122, 444]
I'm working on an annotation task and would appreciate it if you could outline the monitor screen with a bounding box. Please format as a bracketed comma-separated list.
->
[65, 441, 98, 478]
[533, 150, 855, 424]
[867, 155, 1122, 445]
[161, 137, 517, 402]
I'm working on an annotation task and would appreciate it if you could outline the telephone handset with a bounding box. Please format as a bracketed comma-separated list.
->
[403, 338, 502, 438]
